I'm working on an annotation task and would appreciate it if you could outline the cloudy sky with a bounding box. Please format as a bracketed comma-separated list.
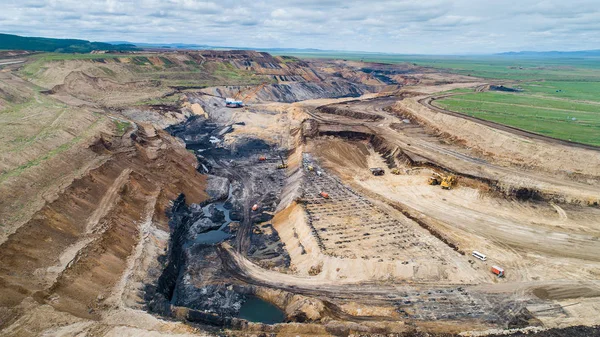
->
[3, 0, 600, 54]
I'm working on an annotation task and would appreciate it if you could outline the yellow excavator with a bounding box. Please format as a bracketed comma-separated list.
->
[277, 153, 288, 169]
[428, 172, 456, 190]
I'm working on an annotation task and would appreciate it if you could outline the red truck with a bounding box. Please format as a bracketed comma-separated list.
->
[491, 266, 505, 277]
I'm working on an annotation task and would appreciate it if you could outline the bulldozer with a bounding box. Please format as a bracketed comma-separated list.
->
[428, 172, 456, 190]
[370, 167, 385, 176]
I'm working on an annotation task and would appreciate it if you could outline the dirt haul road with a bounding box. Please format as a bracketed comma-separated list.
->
[308, 96, 600, 204]
[420, 93, 600, 152]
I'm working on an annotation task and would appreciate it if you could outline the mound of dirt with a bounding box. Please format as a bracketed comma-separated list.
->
[532, 285, 600, 300]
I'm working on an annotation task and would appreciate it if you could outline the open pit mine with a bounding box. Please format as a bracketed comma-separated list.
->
[0, 50, 599, 337]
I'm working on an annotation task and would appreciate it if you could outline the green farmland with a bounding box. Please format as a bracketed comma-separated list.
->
[433, 89, 600, 146]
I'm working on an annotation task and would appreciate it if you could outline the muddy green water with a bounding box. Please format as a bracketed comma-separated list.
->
[238, 296, 285, 324]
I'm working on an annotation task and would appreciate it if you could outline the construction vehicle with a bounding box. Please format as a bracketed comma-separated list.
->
[472, 251, 487, 261]
[241, 82, 267, 102]
[441, 175, 456, 189]
[391, 168, 401, 175]
[428, 172, 457, 190]
[307, 165, 314, 171]
[226, 82, 268, 109]
[370, 167, 385, 176]
[428, 172, 441, 185]
[491, 265, 505, 277]
[320, 191, 330, 199]
[225, 98, 244, 108]
[277, 153, 288, 169]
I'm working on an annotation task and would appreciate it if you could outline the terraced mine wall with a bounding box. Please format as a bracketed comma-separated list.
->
[0, 124, 208, 324]
[317, 104, 384, 121]
[149, 194, 192, 316]
[204, 80, 370, 104]
[307, 118, 581, 204]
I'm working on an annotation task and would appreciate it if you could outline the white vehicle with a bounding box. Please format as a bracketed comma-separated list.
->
[472, 250, 487, 261]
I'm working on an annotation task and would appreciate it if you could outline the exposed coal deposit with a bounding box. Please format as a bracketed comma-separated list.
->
[147, 113, 291, 326]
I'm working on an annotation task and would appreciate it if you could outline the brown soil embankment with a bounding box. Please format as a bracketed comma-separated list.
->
[317, 105, 383, 121]
[0, 124, 207, 328]
[399, 96, 600, 179]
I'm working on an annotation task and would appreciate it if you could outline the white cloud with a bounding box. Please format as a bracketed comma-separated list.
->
[1, 0, 600, 53]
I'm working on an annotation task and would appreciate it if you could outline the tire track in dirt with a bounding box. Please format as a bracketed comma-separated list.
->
[550, 203, 568, 221]
[85, 168, 132, 232]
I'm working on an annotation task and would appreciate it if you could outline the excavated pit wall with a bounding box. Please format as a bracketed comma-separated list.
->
[202, 80, 370, 104]
[317, 104, 384, 122]
[300, 119, 564, 257]
[146, 110, 305, 328]
[397, 97, 600, 180]
[309, 118, 578, 203]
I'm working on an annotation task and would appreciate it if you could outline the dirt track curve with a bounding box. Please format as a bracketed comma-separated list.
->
[420, 93, 600, 152]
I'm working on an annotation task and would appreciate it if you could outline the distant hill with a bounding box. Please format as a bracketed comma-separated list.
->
[497, 50, 600, 57]
[0, 33, 137, 53]
[107, 40, 331, 53]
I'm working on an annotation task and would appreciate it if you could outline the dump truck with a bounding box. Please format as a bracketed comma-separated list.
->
[370, 167, 385, 176]
[440, 175, 456, 189]
[320, 191, 330, 199]
[428, 174, 441, 185]
[491, 266, 505, 277]
[428, 172, 456, 189]
[391, 168, 401, 175]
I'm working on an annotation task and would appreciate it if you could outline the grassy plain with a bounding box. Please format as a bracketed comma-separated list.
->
[433, 91, 600, 146]
[273, 51, 600, 81]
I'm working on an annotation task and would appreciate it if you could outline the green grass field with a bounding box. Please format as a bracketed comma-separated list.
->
[272, 51, 600, 82]
[433, 91, 600, 146]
